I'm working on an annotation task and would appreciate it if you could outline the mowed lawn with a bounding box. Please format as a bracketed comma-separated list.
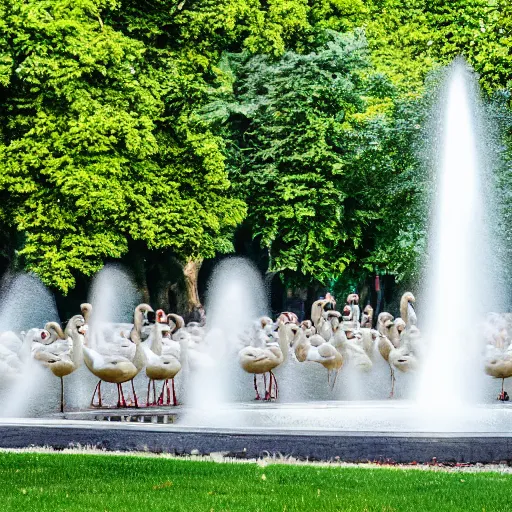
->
[0, 452, 511, 511]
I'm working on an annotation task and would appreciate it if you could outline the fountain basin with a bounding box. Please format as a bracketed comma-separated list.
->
[1, 401, 512, 463]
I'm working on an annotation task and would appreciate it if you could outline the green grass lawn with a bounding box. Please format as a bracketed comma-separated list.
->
[0, 452, 510, 511]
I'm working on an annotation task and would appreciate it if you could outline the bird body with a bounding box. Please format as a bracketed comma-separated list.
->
[144, 315, 181, 406]
[376, 311, 418, 397]
[83, 303, 152, 408]
[293, 318, 343, 388]
[239, 317, 287, 400]
[484, 322, 512, 399]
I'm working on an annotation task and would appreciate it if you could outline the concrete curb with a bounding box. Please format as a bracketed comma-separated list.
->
[1, 421, 511, 463]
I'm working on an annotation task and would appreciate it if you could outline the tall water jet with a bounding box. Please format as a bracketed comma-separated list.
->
[417, 60, 497, 409]
[87, 264, 141, 349]
[182, 257, 267, 425]
[76, 264, 141, 407]
[0, 273, 59, 332]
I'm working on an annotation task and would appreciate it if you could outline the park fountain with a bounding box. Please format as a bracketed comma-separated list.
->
[80, 264, 143, 407]
[1, 60, 512, 462]
[87, 264, 141, 349]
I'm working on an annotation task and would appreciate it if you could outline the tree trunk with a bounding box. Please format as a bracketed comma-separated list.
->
[128, 249, 150, 303]
[182, 258, 203, 314]
[154, 281, 172, 312]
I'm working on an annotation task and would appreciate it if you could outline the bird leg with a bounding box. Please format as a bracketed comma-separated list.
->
[120, 384, 127, 408]
[60, 376, 64, 414]
[498, 378, 506, 401]
[389, 366, 395, 399]
[98, 381, 102, 407]
[131, 379, 139, 408]
[153, 380, 157, 405]
[253, 374, 261, 400]
[171, 379, 178, 406]
[147, 379, 152, 406]
[166, 379, 172, 406]
[91, 380, 102, 408]
[271, 370, 279, 400]
[116, 383, 122, 408]
[264, 373, 271, 400]
[158, 381, 166, 406]
[329, 370, 340, 391]
[333, 369, 340, 389]
[265, 371, 278, 401]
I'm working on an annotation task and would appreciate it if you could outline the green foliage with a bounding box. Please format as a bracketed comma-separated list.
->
[1, 0, 512, 295]
[364, 0, 512, 93]
[211, 31, 416, 287]
[0, 0, 245, 293]
[486, 89, 512, 282]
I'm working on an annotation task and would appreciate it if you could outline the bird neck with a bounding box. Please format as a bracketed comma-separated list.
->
[331, 331, 346, 350]
[277, 327, 290, 361]
[130, 311, 143, 344]
[293, 332, 309, 362]
[132, 339, 145, 371]
[80, 304, 92, 324]
[69, 328, 84, 367]
[150, 324, 163, 356]
[46, 322, 65, 342]
[351, 304, 360, 324]
[400, 294, 411, 326]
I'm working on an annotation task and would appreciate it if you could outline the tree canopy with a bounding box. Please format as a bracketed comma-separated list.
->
[0, 0, 245, 295]
[0, 0, 511, 308]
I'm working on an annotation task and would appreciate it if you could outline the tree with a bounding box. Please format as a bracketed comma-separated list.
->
[207, 31, 409, 290]
[364, 0, 512, 94]
[0, 0, 245, 313]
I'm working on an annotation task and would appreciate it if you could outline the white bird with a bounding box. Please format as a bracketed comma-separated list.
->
[81, 303, 136, 360]
[360, 304, 374, 328]
[331, 316, 373, 373]
[377, 312, 418, 398]
[82, 303, 152, 408]
[483, 317, 512, 400]
[239, 317, 286, 400]
[31, 315, 85, 412]
[311, 296, 336, 331]
[144, 310, 182, 406]
[292, 322, 342, 389]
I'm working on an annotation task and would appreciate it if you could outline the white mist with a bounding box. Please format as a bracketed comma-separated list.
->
[182, 257, 267, 426]
[416, 61, 492, 411]
[87, 264, 141, 349]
